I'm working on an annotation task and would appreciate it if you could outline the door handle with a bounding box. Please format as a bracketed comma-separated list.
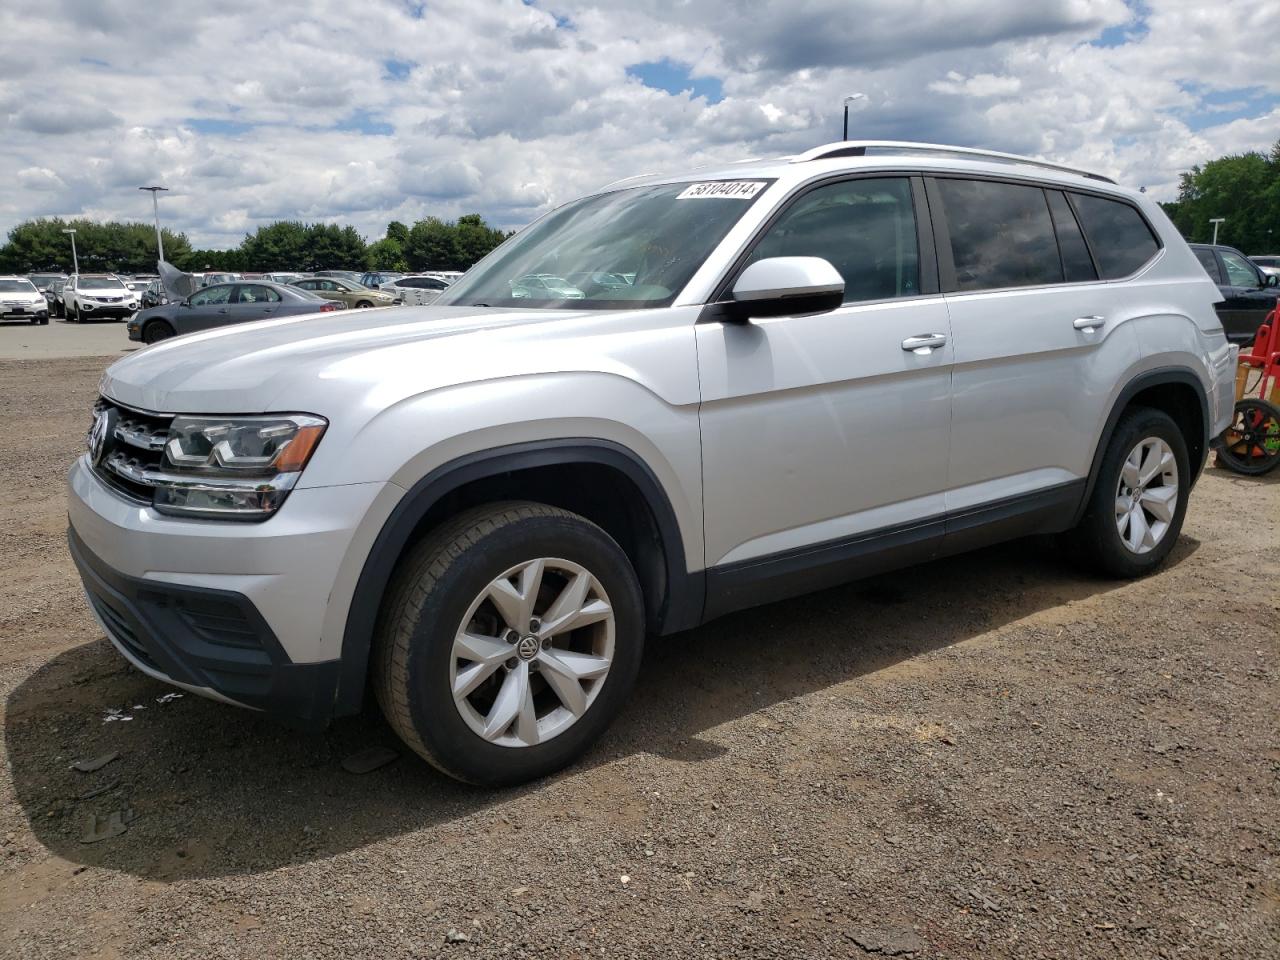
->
[217, 308, 230, 314]
[1073, 316, 1104, 331]
[901, 333, 948, 355]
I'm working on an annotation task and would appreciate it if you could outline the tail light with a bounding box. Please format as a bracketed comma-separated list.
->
[320, 303, 338, 312]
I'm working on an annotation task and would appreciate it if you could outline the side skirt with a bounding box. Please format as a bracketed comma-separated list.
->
[702, 480, 1085, 622]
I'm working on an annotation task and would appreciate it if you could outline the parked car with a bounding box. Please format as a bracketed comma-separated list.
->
[200, 272, 238, 287]
[127, 280, 344, 344]
[45, 277, 68, 317]
[375, 274, 450, 305]
[68, 140, 1235, 787]
[314, 270, 365, 284]
[124, 279, 151, 299]
[0, 276, 50, 324]
[26, 273, 66, 292]
[291, 276, 397, 308]
[140, 279, 168, 309]
[360, 271, 406, 289]
[1250, 255, 1280, 278]
[63, 274, 140, 322]
[1190, 243, 1280, 343]
[510, 273, 585, 299]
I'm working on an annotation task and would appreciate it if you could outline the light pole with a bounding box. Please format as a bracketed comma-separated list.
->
[842, 93, 866, 140]
[1210, 217, 1225, 245]
[139, 185, 169, 263]
[61, 228, 79, 274]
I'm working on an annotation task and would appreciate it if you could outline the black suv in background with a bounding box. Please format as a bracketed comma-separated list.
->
[1190, 243, 1280, 344]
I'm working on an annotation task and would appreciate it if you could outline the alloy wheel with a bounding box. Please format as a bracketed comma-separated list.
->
[1114, 436, 1179, 554]
[450, 557, 614, 747]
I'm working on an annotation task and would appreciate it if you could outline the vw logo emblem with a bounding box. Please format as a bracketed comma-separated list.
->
[515, 635, 540, 661]
[87, 408, 116, 467]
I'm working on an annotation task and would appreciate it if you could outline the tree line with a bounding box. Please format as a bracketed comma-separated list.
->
[1159, 139, 1280, 253]
[0, 214, 512, 274]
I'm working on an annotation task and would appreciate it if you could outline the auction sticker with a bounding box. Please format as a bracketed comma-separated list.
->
[676, 181, 767, 200]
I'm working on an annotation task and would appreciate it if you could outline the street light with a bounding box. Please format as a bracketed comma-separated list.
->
[842, 93, 866, 140]
[139, 185, 169, 263]
[61, 228, 79, 274]
[1210, 217, 1225, 245]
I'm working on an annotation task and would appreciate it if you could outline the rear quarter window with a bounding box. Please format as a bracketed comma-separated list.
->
[1069, 194, 1161, 279]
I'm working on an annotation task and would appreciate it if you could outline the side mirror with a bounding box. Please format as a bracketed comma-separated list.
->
[1266, 274, 1279, 288]
[724, 257, 844, 322]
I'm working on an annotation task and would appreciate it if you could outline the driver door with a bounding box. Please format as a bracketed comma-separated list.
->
[696, 175, 953, 615]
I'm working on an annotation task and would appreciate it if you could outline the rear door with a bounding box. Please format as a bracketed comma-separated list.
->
[929, 177, 1146, 536]
[226, 284, 282, 323]
[182, 284, 236, 331]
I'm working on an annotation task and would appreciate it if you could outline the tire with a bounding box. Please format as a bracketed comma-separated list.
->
[373, 501, 645, 786]
[68, 303, 79, 323]
[1215, 398, 1280, 476]
[355, 300, 374, 309]
[1067, 406, 1190, 578]
[142, 320, 175, 344]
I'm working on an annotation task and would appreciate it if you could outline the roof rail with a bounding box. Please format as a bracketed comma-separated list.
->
[791, 140, 1116, 184]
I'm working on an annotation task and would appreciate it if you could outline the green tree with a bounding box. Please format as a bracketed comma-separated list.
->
[0, 217, 191, 273]
[365, 238, 407, 270]
[1161, 140, 1280, 251]
[405, 214, 508, 270]
[240, 221, 310, 271]
[385, 220, 410, 246]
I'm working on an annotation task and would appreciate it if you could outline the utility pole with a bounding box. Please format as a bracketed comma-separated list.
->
[842, 93, 866, 140]
[1210, 217, 1225, 245]
[61, 228, 79, 274]
[139, 186, 169, 263]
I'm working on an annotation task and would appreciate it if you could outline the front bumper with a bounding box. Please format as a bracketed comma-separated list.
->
[70, 528, 339, 729]
[78, 301, 137, 317]
[1, 304, 47, 320]
[66, 455, 391, 727]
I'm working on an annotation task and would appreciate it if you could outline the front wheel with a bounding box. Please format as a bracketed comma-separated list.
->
[373, 502, 644, 786]
[1067, 407, 1190, 578]
[142, 320, 175, 344]
[68, 303, 79, 323]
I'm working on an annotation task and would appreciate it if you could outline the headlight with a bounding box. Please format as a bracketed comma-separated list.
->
[150, 414, 327, 519]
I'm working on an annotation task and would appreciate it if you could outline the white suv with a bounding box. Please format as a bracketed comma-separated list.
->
[0, 276, 50, 324]
[68, 141, 1236, 786]
[64, 274, 140, 322]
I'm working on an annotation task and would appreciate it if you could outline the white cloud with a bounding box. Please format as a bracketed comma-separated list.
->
[0, 0, 1276, 249]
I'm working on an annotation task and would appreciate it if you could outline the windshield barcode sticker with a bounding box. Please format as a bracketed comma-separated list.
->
[676, 181, 767, 200]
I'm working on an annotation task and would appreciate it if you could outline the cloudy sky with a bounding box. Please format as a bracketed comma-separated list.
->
[1, 0, 1277, 249]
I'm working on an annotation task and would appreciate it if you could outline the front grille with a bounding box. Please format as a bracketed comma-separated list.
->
[90, 594, 158, 669]
[90, 397, 174, 503]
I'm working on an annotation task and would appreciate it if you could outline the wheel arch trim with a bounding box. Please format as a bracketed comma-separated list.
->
[1074, 365, 1209, 525]
[334, 438, 703, 716]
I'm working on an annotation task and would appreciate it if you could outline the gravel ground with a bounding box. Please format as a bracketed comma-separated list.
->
[1, 357, 1277, 959]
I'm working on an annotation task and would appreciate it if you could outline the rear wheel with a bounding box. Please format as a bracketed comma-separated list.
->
[373, 502, 645, 786]
[1068, 407, 1189, 578]
[355, 299, 374, 309]
[142, 320, 175, 344]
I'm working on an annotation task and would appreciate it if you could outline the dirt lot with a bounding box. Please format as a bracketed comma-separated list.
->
[1, 356, 1277, 959]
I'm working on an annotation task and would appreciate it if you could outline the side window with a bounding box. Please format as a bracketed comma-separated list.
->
[747, 177, 920, 303]
[1220, 250, 1261, 287]
[1193, 248, 1222, 283]
[1068, 193, 1161, 279]
[236, 284, 281, 303]
[937, 179, 1061, 291]
[1045, 190, 1098, 283]
[190, 285, 233, 306]
[400, 278, 424, 288]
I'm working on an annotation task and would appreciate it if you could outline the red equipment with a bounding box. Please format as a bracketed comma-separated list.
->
[1216, 303, 1280, 475]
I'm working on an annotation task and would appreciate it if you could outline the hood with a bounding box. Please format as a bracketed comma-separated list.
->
[1, 289, 45, 304]
[100, 304, 613, 414]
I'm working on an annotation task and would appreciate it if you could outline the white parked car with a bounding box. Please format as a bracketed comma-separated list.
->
[63, 274, 139, 322]
[0, 276, 50, 324]
[68, 140, 1236, 786]
[1250, 255, 1280, 278]
[376, 274, 452, 305]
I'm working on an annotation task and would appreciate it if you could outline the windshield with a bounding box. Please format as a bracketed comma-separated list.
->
[80, 276, 125, 289]
[437, 179, 774, 309]
[0, 279, 38, 293]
